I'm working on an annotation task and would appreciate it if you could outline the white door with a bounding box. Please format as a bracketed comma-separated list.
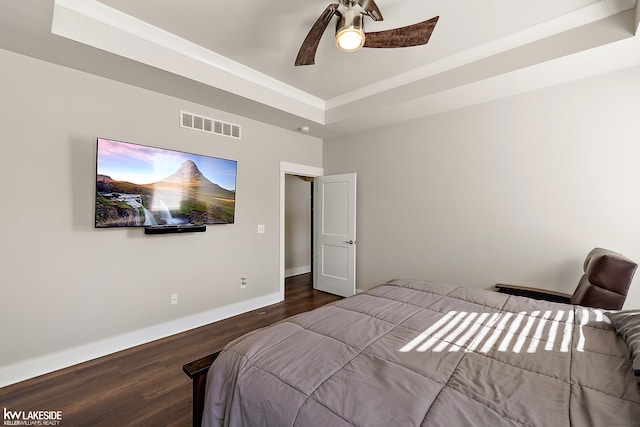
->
[314, 173, 356, 297]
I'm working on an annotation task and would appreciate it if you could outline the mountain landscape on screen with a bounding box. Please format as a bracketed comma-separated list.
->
[96, 159, 236, 227]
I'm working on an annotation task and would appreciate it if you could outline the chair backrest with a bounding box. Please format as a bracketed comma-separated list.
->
[571, 248, 637, 310]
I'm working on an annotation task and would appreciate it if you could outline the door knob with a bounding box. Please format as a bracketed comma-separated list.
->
[343, 240, 354, 244]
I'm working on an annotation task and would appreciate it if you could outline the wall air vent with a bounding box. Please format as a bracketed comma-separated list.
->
[180, 111, 241, 139]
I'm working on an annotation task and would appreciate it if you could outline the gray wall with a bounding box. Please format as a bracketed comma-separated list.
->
[324, 64, 640, 308]
[0, 48, 322, 385]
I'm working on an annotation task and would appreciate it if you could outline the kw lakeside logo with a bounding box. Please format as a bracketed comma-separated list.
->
[3, 408, 62, 426]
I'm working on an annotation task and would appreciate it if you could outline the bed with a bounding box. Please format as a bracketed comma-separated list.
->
[186, 278, 640, 426]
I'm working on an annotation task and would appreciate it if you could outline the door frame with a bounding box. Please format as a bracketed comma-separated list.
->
[279, 161, 323, 300]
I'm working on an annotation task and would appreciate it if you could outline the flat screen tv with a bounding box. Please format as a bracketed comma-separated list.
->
[95, 137, 237, 228]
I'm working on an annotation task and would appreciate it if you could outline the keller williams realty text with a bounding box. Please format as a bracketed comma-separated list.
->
[3, 408, 62, 426]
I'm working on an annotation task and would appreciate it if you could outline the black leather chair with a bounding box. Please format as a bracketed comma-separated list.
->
[496, 248, 637, 310]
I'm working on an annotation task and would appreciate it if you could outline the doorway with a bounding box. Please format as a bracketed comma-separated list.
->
[279, 162, 323, 300]
[280, 163, 357, 299]
[284, 174, 313, 280]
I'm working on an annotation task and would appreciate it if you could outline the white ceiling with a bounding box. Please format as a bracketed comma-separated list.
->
[96, 0, 601, 99]
[1, 0, 639, 138]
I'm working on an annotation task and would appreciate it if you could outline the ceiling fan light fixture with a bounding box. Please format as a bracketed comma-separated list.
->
[335, 9, 365, 52]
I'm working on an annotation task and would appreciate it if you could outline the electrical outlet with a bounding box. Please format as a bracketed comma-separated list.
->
[240, 277, 247, 288]
[257, 224, 265, 234]
[170, 293, 178, 305]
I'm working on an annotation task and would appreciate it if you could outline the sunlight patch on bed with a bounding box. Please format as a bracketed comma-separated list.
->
[399, 307, 604, 354]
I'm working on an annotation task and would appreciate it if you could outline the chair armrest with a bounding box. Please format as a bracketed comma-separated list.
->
[495, 283, 572, 304]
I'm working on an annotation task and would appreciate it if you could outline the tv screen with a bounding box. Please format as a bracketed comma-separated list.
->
[95, 138, 237, 228]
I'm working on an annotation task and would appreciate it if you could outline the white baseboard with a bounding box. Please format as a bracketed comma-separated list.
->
[0, 292, 282, 388]
[285, 265, 311, 278]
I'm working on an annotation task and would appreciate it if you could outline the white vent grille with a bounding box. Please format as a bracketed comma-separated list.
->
[180, 111, 241, 139]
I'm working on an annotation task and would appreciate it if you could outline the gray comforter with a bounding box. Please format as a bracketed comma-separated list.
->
[203, 279, 640, 426]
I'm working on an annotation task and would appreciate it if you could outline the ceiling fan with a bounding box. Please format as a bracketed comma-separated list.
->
[295, 0, 439, 66]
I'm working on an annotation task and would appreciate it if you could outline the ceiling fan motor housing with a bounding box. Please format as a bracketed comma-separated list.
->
[335, 9, 365, 52]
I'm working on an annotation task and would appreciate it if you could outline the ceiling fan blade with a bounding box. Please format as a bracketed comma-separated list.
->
[363, 16, 439, 48]
[357, 0, 383, 21]
[295, 3, 340, 66]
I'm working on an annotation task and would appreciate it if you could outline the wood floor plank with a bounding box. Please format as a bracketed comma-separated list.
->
[0, 274, 341, 426]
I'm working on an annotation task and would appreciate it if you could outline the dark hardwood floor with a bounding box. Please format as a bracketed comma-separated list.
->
[0, 273, 341, 426]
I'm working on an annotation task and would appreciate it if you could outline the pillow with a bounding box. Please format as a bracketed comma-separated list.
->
[606, 309, 640, 380]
